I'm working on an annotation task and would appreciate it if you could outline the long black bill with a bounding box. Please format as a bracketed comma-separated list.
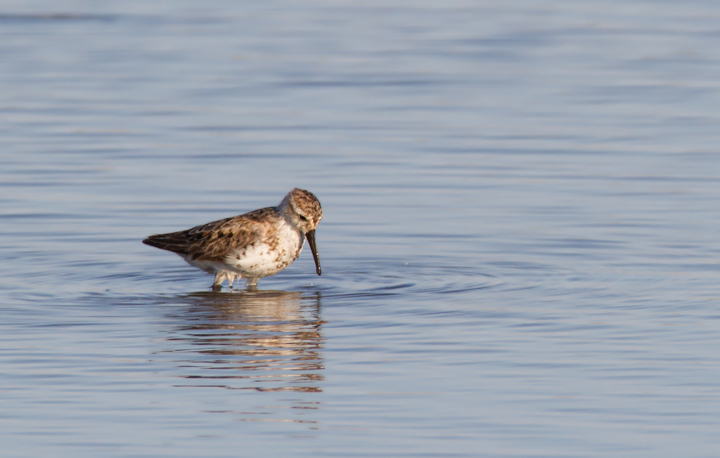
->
[306, 230, 321, 275]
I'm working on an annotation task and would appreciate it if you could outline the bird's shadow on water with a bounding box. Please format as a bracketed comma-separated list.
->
[154, 289, 325, 396]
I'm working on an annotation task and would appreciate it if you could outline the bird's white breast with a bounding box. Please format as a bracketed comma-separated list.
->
[223, 219, 304, 278]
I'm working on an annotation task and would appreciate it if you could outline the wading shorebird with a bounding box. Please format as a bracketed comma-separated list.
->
[143, 188, 322, 290]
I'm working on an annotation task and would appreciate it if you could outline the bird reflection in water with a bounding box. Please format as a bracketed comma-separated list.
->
[162, 290, 324, 394]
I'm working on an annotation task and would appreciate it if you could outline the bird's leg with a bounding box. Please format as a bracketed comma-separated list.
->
[245, 278, 258, 291]
[213, 272, 227, 292]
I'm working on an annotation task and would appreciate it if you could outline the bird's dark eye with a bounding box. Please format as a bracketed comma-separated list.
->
[299, 215, 308, 221]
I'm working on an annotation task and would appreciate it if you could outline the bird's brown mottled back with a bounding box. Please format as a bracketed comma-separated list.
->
[142, 207, 281, 262]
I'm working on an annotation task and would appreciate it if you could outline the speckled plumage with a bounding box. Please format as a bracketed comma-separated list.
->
[143, 189, 323, 290]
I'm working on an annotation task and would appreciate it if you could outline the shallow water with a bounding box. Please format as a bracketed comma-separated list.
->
[3, 1, 720, 456]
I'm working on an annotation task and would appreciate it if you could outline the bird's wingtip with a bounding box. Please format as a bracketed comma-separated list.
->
[142, 236, 160, 247]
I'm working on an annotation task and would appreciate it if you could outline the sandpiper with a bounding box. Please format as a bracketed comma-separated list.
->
[143, 188, 322, 290]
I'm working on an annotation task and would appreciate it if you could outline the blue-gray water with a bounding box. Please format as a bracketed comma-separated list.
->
[3, 1, 720, 456]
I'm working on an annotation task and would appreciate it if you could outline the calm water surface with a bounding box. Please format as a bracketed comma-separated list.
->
[2, 1, 720, 456]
